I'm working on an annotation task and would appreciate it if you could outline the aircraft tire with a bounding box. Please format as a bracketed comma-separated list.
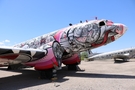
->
[67, 63, 80, 71]
[7, 64, 23, 70]
[123, 59, 128, 62]
[38, 68, 57, 79]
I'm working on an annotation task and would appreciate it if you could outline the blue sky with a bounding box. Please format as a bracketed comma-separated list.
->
[0, 0, 135, 52]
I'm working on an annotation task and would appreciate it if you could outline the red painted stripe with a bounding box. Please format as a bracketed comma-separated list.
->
[54, 29, 64, 42]
[91, 30, 111, 48]
[111, 36, 115, 41]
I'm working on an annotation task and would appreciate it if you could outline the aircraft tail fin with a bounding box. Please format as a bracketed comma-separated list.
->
[88, 50, 101, 57]
[88, 50, 94, 57]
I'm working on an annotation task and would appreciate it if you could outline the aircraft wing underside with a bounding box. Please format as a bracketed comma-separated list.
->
[0, 47, 47, 65]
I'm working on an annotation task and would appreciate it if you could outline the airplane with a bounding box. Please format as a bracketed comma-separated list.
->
[0, 19, 127, 79]
[88, 47, 135, 62]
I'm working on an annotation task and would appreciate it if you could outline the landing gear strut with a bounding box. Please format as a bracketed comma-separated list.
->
[67, 63, 81, 71]
[38, 68, 57, 79]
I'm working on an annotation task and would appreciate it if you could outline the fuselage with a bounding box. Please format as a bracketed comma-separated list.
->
[12, 19, 127, 69]
[14, 19, 127, 53]
[0, 19, 128, 79]
[89, 47, 135, 60]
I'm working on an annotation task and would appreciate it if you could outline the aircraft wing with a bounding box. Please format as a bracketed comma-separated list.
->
[0, 46, 47, 65]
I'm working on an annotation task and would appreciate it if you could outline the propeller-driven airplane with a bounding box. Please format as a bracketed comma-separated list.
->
[88, 47, 135, 62]
[0, 19, 127, 79]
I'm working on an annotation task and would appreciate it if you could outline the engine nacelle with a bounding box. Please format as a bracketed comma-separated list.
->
[62, 53, 81, 65]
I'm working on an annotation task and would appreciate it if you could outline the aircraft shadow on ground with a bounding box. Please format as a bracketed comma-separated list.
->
[0, 66, 135, 90]
[57, 66, 135, 79]
[0, 68, 68, 90]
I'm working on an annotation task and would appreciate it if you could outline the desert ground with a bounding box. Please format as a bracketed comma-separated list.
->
[0, 59, 135, 90]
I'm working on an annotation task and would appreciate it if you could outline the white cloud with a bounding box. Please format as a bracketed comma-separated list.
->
[0, 42, 4, 45]
[0, 39, 11, 46]
[5, 40, 10, 42]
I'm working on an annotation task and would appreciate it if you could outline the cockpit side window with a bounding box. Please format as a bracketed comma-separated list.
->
[99, 21, 105, 26]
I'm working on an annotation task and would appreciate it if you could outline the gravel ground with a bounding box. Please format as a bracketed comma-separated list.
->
[0, 59, 135, 90]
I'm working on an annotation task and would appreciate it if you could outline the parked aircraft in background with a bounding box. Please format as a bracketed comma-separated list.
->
[88, 47, 135, 62]
[0, 19, 127, 79]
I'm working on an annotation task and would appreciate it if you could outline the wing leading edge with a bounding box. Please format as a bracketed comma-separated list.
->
[0, 46, 47, 66]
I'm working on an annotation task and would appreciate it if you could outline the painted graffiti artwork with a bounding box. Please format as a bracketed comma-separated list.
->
[0, 19, 127, 79]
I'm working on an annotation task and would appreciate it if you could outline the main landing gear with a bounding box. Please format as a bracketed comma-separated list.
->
[67, 64, 80, 71]
[67, 62, 82, 71]
[38, 68, 57, 79]
[38, 41, 63, 79]
[7, 64, 25, 70]
[114, 58, 129, 63]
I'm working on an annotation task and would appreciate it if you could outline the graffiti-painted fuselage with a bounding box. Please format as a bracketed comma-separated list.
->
[15, 19, 127, 52]
[0, 19, 127, 72]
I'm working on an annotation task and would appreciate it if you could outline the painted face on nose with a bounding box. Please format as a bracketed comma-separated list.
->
[90, 20, 127, 48]
[99, 20, 127, 40]
[113, 23, 127, 40]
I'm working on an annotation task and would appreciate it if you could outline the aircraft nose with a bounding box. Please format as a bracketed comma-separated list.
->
[113, 23, 127, 40]
[123, 24, 128, 33]
[114, 23, 128, 35]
